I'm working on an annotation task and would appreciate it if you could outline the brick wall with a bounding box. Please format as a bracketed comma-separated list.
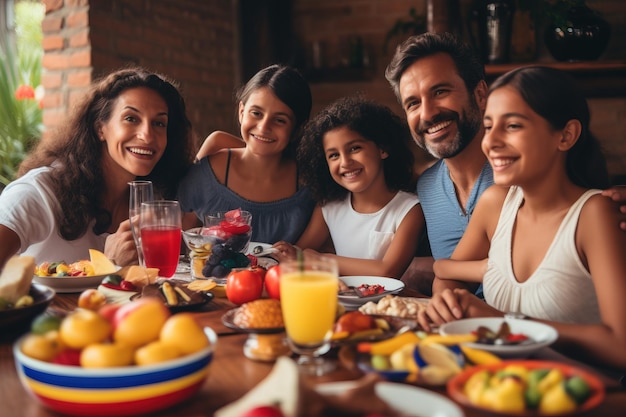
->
[40, 0, 238, 147]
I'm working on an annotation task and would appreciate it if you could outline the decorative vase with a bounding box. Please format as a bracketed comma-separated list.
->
[544, 3, 611, 62]
[469, 0, 516, 64]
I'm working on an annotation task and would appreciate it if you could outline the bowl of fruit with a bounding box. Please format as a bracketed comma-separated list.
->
[13, 298, 217, 417]
[186, 209, 253, 281]
[446, 360, 605, 416]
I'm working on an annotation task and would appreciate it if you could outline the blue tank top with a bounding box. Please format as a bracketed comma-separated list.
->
[177, 154, 315, 244]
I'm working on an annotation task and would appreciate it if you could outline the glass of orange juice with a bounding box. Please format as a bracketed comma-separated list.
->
[280, 254, 338, 375]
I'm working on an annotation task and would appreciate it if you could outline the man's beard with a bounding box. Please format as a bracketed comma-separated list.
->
[413, 99, 482, 160]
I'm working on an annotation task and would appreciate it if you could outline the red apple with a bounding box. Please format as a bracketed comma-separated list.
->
[98, 303, 122, 323]
[113, 298, 170, 348]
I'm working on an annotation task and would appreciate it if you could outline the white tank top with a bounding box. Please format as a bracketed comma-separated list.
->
[484, 186, 601, 324]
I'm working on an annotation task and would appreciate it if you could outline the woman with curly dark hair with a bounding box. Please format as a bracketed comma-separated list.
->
[273, 96, 425, 278]
[0, 67, 195, 268]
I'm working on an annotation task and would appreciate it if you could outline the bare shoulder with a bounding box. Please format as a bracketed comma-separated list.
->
[579, 192, 621, 228]
[476, 185, 509, 210]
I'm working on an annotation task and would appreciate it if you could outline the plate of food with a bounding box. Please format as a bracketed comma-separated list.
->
[33, 269, 122, 294]
[447, 359, 605, 416]
[0, 283, 56, 331]
[439, 317, 558, 358]
[221, 299, 285, 334]
[130, 279, 214, 313]
[338, 276, 405, 308]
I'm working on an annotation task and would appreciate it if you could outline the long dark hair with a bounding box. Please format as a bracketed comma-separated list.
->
[18, 67, 195, 239]
[297, 95, 415, 204]
[489, 66, 609, 189]
[236, 64, 312, 158]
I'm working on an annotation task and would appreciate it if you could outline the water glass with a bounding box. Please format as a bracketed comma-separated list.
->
[129, 180, 153, 267]
[280, 254, 339, 375]
[140, 200, 182, 278]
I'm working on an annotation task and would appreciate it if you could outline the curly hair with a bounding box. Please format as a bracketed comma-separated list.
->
[18, 67, 195, 239]
[385, 32, 485, 104]
[235, 64, 312, 158]
[489, 66, 609, 189]
[297, 96, 415, 205]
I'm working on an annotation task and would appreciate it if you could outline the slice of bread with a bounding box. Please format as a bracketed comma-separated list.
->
[0, 256, 36, 303]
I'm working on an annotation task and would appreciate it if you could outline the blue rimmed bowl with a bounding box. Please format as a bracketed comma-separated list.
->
[13, 327, 217, 416]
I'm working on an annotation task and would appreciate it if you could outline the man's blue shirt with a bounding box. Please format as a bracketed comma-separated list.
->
[417, 160, 493, 260]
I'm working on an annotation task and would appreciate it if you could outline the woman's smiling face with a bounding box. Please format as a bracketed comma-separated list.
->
[98, 87, 169, 180]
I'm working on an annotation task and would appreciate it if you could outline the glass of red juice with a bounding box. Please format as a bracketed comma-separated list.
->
[140, 200, 182, 278]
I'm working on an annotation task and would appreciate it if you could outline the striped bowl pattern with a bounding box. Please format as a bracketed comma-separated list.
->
[13, 327, 217, 417]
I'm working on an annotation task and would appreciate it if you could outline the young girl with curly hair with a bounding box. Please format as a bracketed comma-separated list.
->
[273, 96, 425, 278]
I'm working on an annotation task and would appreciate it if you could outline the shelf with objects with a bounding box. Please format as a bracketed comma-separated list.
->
[485, 60, 626, 98]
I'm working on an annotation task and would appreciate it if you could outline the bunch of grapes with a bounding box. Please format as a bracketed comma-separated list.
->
[201, 243, 251, 278]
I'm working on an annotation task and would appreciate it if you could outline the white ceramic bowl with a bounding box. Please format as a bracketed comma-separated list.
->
[439, 317, 558, 358]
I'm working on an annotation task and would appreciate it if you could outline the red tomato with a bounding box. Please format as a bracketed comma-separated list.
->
[264, 265, 280, 300]
[239, 406, 285, 417]
[225, 269, 263, 305]
[250, 265, 267, 282]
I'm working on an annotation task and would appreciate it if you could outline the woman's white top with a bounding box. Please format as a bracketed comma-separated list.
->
[0, 166, 107, 264]
[484, 186, 601, 324]
[321, 190, 419, 260]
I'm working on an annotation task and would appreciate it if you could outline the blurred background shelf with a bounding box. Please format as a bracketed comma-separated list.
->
[485, 61, 626, 98]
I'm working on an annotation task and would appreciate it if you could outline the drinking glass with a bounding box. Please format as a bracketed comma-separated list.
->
[140, 200, 182, 278]
[129, 180, 154, 267]
[279, 254, 339, 375]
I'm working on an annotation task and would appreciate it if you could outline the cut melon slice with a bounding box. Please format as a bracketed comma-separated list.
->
[88, 249, 117, 275]
[121, 266, 159, 288]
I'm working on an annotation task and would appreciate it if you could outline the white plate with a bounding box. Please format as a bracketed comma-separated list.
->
[338, 276, 404, 307]
[33, 274, 109, 294]
[316, 381, 464, 417]
[439, 317, 558, 358]
[33, 266, 121, 294]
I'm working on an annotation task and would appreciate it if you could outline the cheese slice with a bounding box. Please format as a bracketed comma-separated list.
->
[88, 249, 117, 275]
[120, 265, 159, 288]
[0, 256, 36, 303]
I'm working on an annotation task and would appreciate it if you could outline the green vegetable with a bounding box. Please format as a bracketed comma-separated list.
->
[101, 274, 123, 286]
[371, 354, 391, 371]
[565, 376, 591, 404]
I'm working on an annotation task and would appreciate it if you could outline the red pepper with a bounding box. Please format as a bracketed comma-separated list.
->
[507, 333, 529, 343]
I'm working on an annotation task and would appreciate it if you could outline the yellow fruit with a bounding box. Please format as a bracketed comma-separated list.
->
[368, 331, 421, 356]
[89, 249, 117, 275]
[60, 309, 112, 349]
[20, 333, 62, 361]
[160, 313, 209, 355]
[460, 345, 502, 366]
[418, 342, 462, 373]
[490, 377, 526, 413]
[420, 365, 459, 385]
[421, 333, 477, 346]
[80, 343, 134, 368]
[537, 368, 565, 395]
[539, 383, 577, 415]
[135, 341, 182, 365]
[464, 370, 490, 404]
[389, 343, 419, 372]
[113, 298, 170, 348]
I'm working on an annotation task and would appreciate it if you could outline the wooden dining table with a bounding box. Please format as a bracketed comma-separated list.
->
[1, 283, 626, 417]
